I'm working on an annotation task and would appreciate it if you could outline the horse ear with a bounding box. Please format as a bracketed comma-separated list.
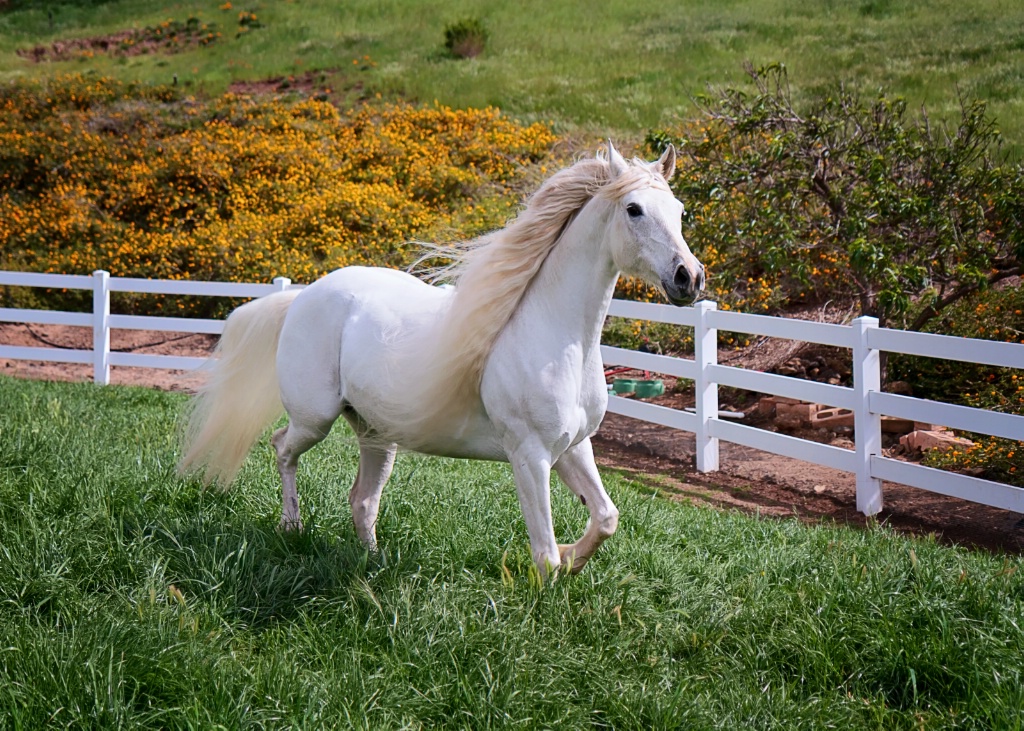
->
[606, 140, 628, 179]
[656, 143, 676, 181]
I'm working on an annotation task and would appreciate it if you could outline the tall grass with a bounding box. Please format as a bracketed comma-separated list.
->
[1, 375, 1022, 728]
[1, 0, 1023, 145]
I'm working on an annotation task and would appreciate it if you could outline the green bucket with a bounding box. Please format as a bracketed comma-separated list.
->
[611, 379, 637, 395]
[633, 380, 665, 398]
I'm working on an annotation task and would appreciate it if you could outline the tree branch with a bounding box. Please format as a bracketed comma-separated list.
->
[909, 266, 1021, 332]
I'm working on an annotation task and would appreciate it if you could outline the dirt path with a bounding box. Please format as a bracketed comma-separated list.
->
[4, 321, 1023, 554]
[595, 413, 1024, 553]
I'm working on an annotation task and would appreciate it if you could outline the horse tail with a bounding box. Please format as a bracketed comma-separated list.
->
[179, 289, 302, 486]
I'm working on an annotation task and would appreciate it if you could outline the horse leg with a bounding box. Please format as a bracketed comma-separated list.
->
[271, 414, 338, 531]
[348, 441, 397, 551]
[553, 438, 619, 574]
[510, 445, 561, 578]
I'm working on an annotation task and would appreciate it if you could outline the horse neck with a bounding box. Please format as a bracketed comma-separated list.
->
[517, 198, 619, 352]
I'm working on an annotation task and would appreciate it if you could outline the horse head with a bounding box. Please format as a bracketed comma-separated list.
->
[605, 141, 705, 305]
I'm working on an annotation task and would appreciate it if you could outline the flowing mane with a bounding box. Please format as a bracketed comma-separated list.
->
[386, 153, 672, 447]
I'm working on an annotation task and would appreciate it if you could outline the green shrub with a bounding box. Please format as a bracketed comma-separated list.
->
[444, 17, 488, 59]
[648, 64, 1023, 330]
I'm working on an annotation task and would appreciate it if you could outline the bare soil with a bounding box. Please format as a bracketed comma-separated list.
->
[228, 69, 339, 98]
[4, 322, 1022, 554]
[17, 22, 220, 63]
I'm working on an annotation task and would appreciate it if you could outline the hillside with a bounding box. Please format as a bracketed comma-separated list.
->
[1, 0, 1023, 148]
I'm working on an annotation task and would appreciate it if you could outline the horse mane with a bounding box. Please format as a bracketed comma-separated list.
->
[384, 153, 670, 448]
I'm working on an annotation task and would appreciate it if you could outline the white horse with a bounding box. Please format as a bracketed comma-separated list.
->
[180, 142, 704, 577]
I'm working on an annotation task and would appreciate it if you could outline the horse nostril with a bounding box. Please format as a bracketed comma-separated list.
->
[697, 264, 706, 291]
[671, 264, 696, 292]
[673, 265, 691, 292]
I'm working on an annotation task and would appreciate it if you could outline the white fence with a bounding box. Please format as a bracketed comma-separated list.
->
[3, 269, 1024, 516]
[0, 270, 298, 382]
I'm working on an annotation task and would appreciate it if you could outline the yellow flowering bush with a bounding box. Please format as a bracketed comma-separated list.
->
[0, 74, 556, 315]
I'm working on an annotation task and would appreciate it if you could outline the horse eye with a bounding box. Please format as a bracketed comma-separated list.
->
[625, 203, 643, 218]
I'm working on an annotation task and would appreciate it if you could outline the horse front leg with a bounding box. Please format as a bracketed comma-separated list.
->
[553, 438, 619, 574]
[509, 447, 561, 579]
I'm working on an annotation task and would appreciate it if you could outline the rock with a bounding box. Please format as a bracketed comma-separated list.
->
[825, 357, 851, 377]
[899, 430, 974, 453]
[881, 416, 916, 434]
[886, 380, 913, 396]
[758, 397, 777, 417]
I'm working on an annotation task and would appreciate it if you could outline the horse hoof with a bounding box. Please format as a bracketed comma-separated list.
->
[557, 544, 587, 574]
[279, 518, 304, 533]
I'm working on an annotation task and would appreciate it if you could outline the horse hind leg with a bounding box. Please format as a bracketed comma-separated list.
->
[271, 412, 339, 531]
[348, 440, 397, 551]
[553, 438, 619, 574]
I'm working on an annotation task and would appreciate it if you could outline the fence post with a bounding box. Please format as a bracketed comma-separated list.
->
[852, 316, 882, 515]
[272, 276, 291, 292]
[92, 270, 110, 385]
[694, 300, 719, 472]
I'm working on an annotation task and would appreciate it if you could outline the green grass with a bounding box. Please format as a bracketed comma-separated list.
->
[1, 0, 1024, 146]
[1, 375, 1023, 728]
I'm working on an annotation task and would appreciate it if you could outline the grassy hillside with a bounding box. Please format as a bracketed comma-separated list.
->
[1, 376, 1023, 728]
[1, 0, 1023, 145]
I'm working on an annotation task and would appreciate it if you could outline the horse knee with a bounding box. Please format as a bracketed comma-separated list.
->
[349, 493, 377, 525]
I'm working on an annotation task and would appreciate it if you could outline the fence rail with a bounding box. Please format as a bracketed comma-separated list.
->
[0, 270, 297, 384]
[2, 270, 1024, 516]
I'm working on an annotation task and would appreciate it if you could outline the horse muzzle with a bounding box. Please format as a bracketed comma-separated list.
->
[662, 261, 705, 305]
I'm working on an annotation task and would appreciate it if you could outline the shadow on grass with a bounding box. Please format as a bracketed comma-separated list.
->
[142, 506, 399, 627]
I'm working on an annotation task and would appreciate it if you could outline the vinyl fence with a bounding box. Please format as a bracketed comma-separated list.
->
[2, 269, 1023, 516]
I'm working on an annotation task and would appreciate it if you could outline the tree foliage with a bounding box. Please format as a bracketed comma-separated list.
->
[650, 64, 1023, 329]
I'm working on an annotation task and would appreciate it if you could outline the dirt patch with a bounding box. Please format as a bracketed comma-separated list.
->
[18, 18, 221, 63]
[594, 413, 1024, 554]
[0, 322, 213, 391]
[3, 323, 1022, 553]
[229, 69, 338, 98]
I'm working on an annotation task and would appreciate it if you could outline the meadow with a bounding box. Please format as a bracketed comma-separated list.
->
[1, 376, 1023, 728]
[1, 0, 1023, 145]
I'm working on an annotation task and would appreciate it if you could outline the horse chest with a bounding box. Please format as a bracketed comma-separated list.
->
[481, 341, 606, 454]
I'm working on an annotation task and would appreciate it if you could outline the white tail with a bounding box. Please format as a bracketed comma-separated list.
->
[179, 289, 301, 486]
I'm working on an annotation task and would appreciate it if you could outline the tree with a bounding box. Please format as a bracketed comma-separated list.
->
[651, 64, 1022, 330]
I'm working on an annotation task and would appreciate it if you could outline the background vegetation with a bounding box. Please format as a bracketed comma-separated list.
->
[0, 74, 554, 315]
[652, 65, 1023, 331]
[1, 376, 1022, 728]
[0, 0, 1021, 466]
